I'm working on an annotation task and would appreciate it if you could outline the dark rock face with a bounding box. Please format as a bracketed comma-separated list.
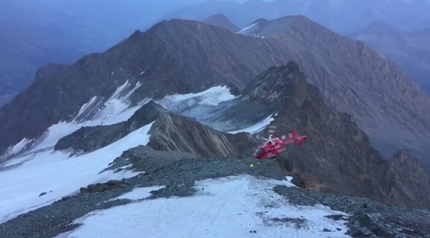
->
[147, 111, 257, 158]
[55, 101, 257, 158]
[347, 210, 430, 237]
[79, 180, 130, 194]
[242, 62, 430, 210]
[384, 150, 430, 209]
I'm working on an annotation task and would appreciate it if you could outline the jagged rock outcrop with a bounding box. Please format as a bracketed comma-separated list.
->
[242, 62, 430, 210]
[2, 16, 430, 172]
[147, 112, 255, 158]
[202, 14, 240, 32]
[55, 101, 257, 158]
[384, 150, 430, 208]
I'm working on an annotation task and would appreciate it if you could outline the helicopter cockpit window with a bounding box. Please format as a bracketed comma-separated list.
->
[254, 147, 265, 157]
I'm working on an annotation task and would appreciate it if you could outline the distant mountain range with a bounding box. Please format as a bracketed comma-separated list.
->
[202, 14, 240, 32]
[0, 21, 84, 106]
[161, 0, 430, 34]
[349, 21, 430, 95]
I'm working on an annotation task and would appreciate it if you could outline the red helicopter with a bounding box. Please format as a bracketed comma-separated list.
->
[253, 125, 307, 159]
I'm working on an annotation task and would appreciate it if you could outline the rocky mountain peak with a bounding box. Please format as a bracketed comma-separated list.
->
[251, 18, 269, 25]
[243, 62, 308, 106]
[202, 14, 240, 32]
[366, 21, 398, 31]
[240, 15, 329, 37]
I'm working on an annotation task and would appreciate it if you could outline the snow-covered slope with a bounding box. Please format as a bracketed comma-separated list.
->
[57, 175, 350, 238]
[0, 122, 153, 223]
[0, 83, 276, 225]
[156, 85, 276, 133]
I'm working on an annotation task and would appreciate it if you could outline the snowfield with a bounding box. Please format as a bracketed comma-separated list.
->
[57, 175, 350, 238]
[227, 114, 276, 134]
[0, 122, 154, 223]
[0, 84, 276, 225]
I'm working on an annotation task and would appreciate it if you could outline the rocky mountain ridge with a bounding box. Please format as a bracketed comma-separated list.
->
[1, 16, 430, 171]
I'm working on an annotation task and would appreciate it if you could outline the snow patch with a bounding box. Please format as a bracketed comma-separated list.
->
[0, 81, 147, 161]
[0, 138, 34, 161]
[76, 96, 98, 119]
[237, 23, 259, 35]
[155, 85, 237, 128]
[227, 114, 276, 134]
[59, 175, 350, 238]
[0, 122, 155, 224]
[157, 85, 236, 107]
[110, 185, 166, 201]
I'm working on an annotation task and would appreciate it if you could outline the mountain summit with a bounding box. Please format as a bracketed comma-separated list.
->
[202, 14, 240, 32]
